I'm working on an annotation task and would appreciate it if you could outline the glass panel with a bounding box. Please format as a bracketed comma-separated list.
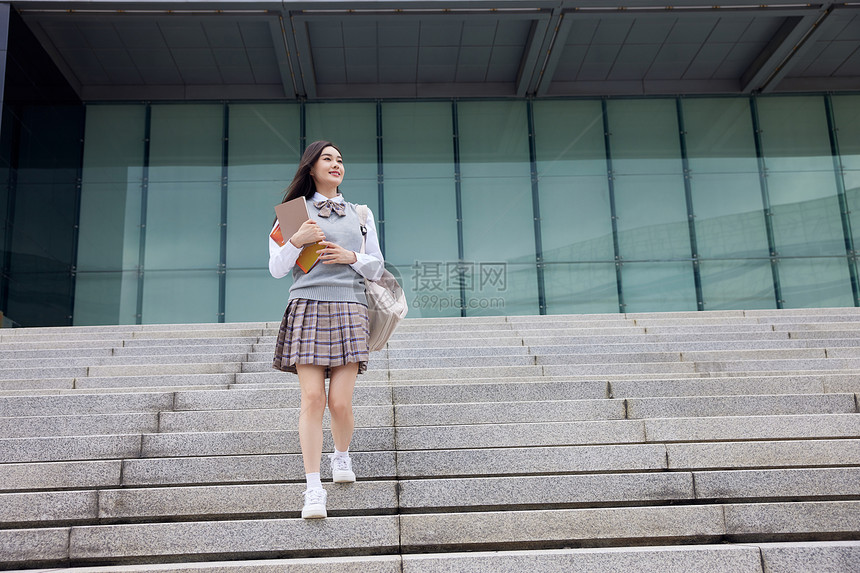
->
[606, 99, 684, 176]
[687, 172, 768, 259]
[458, 101, 537, 315]
[683, 97, 759, 174]
[381, 102, 459, 284]
[74, 271, 139, 325]
[544, 263, 619, 314]
[225, 104, 301, 322]
[833, 95, 860, 171]
[141, 270, 220, 324]
[382, 101, 454, 180]
[832, 95, 860, 258]
[145, 181, 222, 270]
[225, 268, 292, 323]
[227, 103, 300, 182]
[757, 96, 834, 173]
[613, 174, 691, 260]
[756, 96, 852, 306]
[76, 105, 146, 325]
[305, 102, 378, 213]
[145, 105, 222, 273]
[538, 176, 614, 263]
[532, 100, 614, 270]
[766, 172, 845, 257]
[400, 263, 461, 318]
[778, 258, 854, 308]
[606, 100, 691, 267]
[620, 262, 698, 312]
[699, 260, 775, 310]
[533, 100, 607, 177]
[144, 105, 222, 322]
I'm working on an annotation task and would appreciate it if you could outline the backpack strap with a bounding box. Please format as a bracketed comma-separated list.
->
[356, 205, 369, 254]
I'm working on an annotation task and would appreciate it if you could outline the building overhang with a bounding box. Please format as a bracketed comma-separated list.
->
[10, 0, 860, 101]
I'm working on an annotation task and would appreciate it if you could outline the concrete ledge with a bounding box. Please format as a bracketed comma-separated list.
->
[395, 420, 646, 450]
[396, 444, 668, 477]
[0, 434, 142, 463]
[758, 541, 860, 573]
[122, 452, 397, 486]
[394, 399, 625, 426]
[626, 394, 856, 419]
[694, 468, 860, 500]
[724, 500, 860, 539]
[69, 516, 400, 561]
[0, 460, 122, 492]
[400, 505, 725, 549]
[609, 376, 829, 398]
[76, 374, 236, 390]
[0, 526, 69, 565]
[644, 414, 860, 442]
[398, 473, 695, 510]
[11, 555, 403, 572]
[0, 392, 174, 417]
[0, 490, 98, 525]
[141, 429, 395, 458]
[401, 545, 763, 573]
[393, 380, 607, 404]
[173, 387, 392, 410]
[667, 439, 860, 470]
[158, 406, 393, 433]
[99, 481, 398, 520]
[0, 413, 159, 438]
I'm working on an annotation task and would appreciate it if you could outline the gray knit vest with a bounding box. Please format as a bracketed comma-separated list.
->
[288, 199, 367, 305]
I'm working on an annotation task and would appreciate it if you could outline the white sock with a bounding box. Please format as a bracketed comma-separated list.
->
[333, 447, 349, 459]
[305, 472, 322, 490]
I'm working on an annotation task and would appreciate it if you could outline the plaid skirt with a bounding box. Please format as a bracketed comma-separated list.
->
[272, 298, 370, 377]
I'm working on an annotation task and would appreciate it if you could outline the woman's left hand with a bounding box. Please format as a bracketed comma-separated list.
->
[318, 241, 358, 264]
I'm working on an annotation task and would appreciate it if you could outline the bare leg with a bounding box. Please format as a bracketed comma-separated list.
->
[296, 364, 327, 474]
[327, 362, 359, 452]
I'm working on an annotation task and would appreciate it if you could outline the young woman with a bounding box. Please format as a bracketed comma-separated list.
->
[268, 141, 384, 519]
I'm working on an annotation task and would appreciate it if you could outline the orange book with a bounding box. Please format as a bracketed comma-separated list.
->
[297, 243, 325, 273]
[270, 223, 287, 247]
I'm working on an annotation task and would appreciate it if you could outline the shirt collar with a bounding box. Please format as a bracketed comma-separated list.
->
[313, 192, 344, 203]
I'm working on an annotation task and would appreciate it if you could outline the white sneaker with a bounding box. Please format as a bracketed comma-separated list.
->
[329, 453, 356, 483]
[301, 488, 327, 519]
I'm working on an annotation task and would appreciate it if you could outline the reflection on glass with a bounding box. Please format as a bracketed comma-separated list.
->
[69, 96, 860, 325]
[458, 101, 537, 315]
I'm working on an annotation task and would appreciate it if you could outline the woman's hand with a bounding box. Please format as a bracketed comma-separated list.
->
[290, 220, 325, 247]
[318, 241, 358, 264]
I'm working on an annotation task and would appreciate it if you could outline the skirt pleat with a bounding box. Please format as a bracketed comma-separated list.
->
[272, 299, 370, 377]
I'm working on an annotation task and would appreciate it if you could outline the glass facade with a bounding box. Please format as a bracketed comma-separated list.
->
[62, 94, 860, 325]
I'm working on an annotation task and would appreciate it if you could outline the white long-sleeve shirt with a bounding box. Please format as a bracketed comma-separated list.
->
[268, 192, 385, 282]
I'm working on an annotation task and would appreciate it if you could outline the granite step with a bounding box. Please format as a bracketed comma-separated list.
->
[4, 542, 859, 573]
[399, 501, 860, 550]
[3, 502, 857, 568]
[2, 310, 860, 570]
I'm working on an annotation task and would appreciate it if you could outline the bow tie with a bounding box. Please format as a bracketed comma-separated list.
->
[313, 199, 346, 218]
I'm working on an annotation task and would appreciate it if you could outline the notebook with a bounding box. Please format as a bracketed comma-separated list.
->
[273, 197, 323, 273]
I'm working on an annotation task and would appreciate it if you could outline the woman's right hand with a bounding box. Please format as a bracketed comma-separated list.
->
[290, 220, 325, 247]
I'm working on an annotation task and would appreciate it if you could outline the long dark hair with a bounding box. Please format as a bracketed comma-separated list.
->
[281, 140, 342, 204]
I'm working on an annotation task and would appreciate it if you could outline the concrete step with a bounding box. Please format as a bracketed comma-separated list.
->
[394, 413, 860, 450]
[399, 501, 860, 550]
[0, 353, 252, 369]
[3, 502, 857, 568]
[3, 309, 860, 571]
[0, 481, 400, 527]
[4, 542, 858, 573]
[398, 468, 860, 512]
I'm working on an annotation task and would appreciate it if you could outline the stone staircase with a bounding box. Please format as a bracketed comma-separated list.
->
[0, 309, 859, 572]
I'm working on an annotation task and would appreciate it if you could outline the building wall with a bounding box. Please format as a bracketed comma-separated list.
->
[0, 8, 83, 327]
[72, 95, 860, 325]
